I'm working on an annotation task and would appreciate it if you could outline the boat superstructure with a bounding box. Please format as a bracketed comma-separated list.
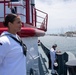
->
[0, 0, 76, 75]
[0, 0, 48, 75]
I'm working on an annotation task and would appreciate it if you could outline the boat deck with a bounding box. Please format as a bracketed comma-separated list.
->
[38, 45, 70, 75]
[38, 45, 51, 75]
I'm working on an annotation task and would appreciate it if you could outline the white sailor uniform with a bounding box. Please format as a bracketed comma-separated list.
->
[50, 48, 56, 74]
[0, 31, 26, 75]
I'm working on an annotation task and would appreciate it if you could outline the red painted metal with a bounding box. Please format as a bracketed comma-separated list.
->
[31, 5, 33, 25]
[34, 8, 48, 31]
[6, 3, 25, 8]
[0, 26, 45, 37]
[26, 0, 30, 24]
[0, 22, 5, 28]
[32, 7, 36, 27]
[0, 0, 48, 37]
[0, 1, 9, 3]
[0, 28, 8, 34]
[4, 0, 6, 19]
[46, 14, 48, 31]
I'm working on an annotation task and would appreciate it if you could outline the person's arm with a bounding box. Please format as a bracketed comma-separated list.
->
[0, 40, 10, 64]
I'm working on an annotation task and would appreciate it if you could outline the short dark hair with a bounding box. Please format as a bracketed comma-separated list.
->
[52, 44, 57, 48]
[3, 14, 18, 27]
[53, 44, 57, 47]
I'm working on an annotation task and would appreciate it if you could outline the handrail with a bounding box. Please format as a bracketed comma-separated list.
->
[27, 50, 40, 75]
[27, 50, 39, 60]
[5, 3, 25, 8]
[38, 54, 49, 75]
[0, 0, 48, 32]
[4, 0, 26, 26]
[39, 54, 49, 73]
[33, 8, 48, 31]
[0, 0, 10, 3]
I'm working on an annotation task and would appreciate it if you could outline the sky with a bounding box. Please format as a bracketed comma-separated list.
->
[35, 0, 76, 34]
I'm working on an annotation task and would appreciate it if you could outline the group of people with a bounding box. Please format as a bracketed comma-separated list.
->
[0, 13, 59, 75]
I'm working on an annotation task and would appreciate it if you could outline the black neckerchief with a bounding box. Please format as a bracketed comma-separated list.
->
[1, 34, 27, 56]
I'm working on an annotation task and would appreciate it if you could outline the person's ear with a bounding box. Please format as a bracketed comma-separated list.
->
[8, 22, 12, 27]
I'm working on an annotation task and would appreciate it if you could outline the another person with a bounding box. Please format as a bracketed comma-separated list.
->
[0, 14, 26, 75]
[50, 44, 58, 74]
[11, 7, 17, 14]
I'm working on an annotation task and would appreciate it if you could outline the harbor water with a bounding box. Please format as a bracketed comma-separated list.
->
[38, 35, 76, 56]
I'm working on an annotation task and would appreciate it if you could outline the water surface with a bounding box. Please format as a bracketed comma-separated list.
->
[38, 35, 76, 56]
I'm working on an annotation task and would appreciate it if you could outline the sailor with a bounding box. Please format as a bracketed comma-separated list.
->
[0, 14, 26, 75]
[50, 44, 58, 74]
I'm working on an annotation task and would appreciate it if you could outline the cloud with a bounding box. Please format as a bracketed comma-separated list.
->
[35, 0, 76, 33]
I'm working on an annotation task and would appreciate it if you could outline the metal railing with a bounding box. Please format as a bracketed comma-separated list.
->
[33, 8, 48, 31]
[0, 0, 48, 32]
[27, 50, 40, 75]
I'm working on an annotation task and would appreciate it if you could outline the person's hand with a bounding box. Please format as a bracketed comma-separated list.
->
[56, 50, 61, 53]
